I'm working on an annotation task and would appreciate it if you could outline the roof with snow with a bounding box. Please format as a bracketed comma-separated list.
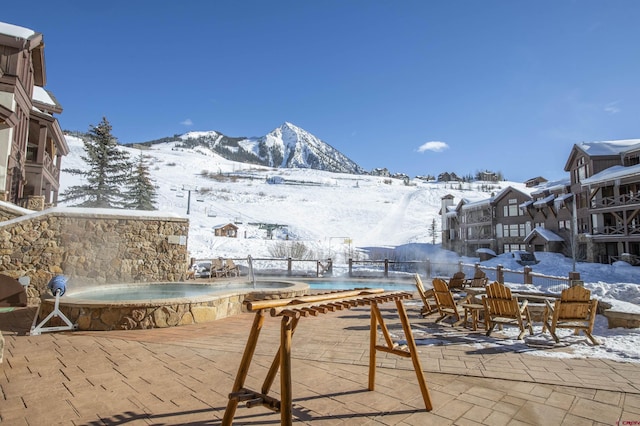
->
[533, 194, 555, 208]
[577, 139, 640, 156]
[524, 227, 565, 243]
[530, 178, 570, 196]
[0, 22, 36, 40]
[582, 164, 640, 186]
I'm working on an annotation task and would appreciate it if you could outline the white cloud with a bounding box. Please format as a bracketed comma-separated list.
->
[181, 118, 194, 126]
[604, 101, 621, 115]
[417, 141, 449, 153]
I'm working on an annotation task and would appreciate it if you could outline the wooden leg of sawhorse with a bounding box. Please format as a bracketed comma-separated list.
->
[280, 314, 295, 426]
[261, 316, 300, 396]
[396, 299, 433, 411]
[368, 301, 433, 411]
[222, 310, 266, 426]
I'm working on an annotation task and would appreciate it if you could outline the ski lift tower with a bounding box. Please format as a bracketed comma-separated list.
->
[181, 185, 197, 215]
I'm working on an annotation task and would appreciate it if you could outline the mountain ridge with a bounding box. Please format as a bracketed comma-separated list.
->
[134, 122, 365, 174]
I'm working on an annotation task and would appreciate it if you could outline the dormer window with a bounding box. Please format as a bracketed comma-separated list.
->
[575, 157, 588, 183]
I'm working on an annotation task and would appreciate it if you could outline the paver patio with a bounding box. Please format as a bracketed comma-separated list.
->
[1, 299, 640, 425]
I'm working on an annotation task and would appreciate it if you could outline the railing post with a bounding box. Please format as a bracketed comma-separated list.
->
[524, 266, 532, 284]
[496, 265, 504, 283]
[384, 259, 389, 278]
[425, 259, 431, 279]
[569, 271, 581, 287]
[327, 258, 333, 275]
[458, 261, 463, 273]
[287, 257, 292, 277]
[316, 261, 320, 278]
[349, 258, 353, 277]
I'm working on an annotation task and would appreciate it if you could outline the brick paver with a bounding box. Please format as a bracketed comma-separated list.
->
[1, 302, 640, 425]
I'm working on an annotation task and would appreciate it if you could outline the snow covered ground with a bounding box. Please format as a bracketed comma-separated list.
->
[57, 136, 640, 363]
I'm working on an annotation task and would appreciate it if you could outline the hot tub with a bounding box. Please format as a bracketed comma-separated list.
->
[37, 280, 309, 331]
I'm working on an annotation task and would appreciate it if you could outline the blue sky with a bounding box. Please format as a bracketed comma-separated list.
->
[4, 1, 640, 181]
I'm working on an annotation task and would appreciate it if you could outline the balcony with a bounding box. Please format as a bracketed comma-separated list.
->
[25, 150, 59, 181]
[590, 193, 640, 211]
[591, 224, 640, 239]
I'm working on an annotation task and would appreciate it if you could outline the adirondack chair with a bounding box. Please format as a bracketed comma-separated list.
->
[432, 278, 471, 325]
[447, 271, 466, 291]
[225, 259, 240, 277]
[210, 258, 228, 278]
[482, 281, 533, 340]
[542, 285, 599, 345]
[414, 274, 438, 317]
[464, 269, 489, 288]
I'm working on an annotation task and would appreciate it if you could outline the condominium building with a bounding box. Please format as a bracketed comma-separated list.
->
[0, 21, 67, 209]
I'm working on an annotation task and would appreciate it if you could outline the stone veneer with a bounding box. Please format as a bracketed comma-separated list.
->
[36, 285, 308, 331]
[0, 206, 190, 301]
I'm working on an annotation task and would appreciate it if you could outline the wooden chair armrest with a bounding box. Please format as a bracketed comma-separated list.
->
[544, 298, 555, 311]
[519, 299, 528, 313]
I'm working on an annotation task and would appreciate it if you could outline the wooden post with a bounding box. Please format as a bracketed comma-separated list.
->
[384, 259, 389, 278]
[569, 271, 581, 286]
[349, 258, 353, 277]
[425, 259, 431, 279]
[496, 265, 504, 283]
[458, 260, 463, 273]
[287, 257, 292, 276]
[524, 266, 532, 284]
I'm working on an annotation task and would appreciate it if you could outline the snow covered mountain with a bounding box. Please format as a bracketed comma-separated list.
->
[59, 133, 501, 261]
[140, 122, 365, 174]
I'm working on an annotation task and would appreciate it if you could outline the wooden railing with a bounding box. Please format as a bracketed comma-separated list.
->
[591, 193, 640, 209]
[592, 225, 640, 236]
[193, 257, 580, 292]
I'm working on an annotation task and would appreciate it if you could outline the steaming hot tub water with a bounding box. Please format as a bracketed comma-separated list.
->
[65, 282, 290, 302]
[305, 280, 416, 292]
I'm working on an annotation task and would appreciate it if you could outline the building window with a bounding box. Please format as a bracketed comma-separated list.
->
[575, 157, 588, 183]
[535, 222, 545, 229]
[503, 244, 527, 252]
[502, 223, 526, 237]
[558, 220, 571, 229]
[503, 198, 522, 217]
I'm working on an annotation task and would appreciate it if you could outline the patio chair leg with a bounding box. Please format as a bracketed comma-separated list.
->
[485, 323, 495, 337]
[585, 331, 600, 345]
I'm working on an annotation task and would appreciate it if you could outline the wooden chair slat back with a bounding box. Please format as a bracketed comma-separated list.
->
[561, 285, 591, 302]
[414, 275, 428, 301]
[448, 272, 466, 289]
[484, 282, 517, 316]
[474, 270, 486, 279]
[432, 278, 456, 309]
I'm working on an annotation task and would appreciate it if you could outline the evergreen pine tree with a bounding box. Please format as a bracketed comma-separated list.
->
[61, 117, 131, 208]
[125, 153, 157, 210]
[429, 218, 438, 245]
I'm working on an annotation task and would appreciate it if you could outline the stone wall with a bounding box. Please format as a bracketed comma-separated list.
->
[0, 201, 33, 222]
[0, 207, 190, 299]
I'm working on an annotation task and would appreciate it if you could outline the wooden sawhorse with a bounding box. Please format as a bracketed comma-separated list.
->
[222, 288, 433, 425]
